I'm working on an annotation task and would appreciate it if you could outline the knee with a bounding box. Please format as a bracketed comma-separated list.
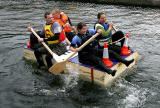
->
[117, 31, 124, 37]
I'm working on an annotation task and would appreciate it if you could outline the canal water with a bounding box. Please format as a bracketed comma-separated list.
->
[0, 0, 160, 108]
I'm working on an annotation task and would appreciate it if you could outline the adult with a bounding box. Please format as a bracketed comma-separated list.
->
[94, 12, 127, 54]
[28, 12, 67, 68]
[51, 9, 75, 42]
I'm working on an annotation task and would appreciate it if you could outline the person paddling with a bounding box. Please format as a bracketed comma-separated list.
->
[94, 12, 134, 63]
[94, 12, 127, 54]
[28, 12, 67, 68]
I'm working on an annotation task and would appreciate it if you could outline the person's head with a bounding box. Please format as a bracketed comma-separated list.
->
[52, 9, 60, 19]
[44, 12, 53, 24]
[97, 12, 106, 24]
[77, 22, 87, 34]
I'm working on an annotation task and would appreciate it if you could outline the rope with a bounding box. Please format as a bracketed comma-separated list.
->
[99, 36, 126, 45]
[110, 36, 125, 45]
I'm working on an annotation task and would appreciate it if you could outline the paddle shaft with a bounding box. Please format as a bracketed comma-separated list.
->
[30, 28, 55, 57]
[66, 33, 100, 61]
[113, 26, 118, 32]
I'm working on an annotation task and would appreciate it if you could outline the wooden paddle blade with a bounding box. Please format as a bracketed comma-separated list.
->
[53, 51, 76, 62]
[48, 61, 67, 75]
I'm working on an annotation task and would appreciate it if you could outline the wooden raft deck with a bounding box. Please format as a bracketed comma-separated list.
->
[24, 46, 139, 87]
[67, 52, 139, 87]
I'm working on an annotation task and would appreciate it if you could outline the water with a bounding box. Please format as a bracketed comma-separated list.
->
[0, 0, 160, 108]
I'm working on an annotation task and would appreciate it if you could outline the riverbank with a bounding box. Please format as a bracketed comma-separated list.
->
[68, 0, 160, 7]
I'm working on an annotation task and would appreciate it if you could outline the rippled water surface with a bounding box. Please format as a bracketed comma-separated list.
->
[0, 0, 160, 108]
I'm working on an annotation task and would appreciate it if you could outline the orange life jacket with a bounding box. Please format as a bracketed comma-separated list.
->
[53, 12, 72, 32]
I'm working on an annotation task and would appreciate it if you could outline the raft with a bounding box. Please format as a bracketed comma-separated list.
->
[24, 45, 139, 87]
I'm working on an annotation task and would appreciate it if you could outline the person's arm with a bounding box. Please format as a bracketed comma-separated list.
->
[69, 46, 79, 52]
[63, 16, 73, 29]
[65, 37, 71, 45]
[67, 17, 78, 33]
[95, 24, 111, 38]
[34, 24, 44, 38]
[67, 17, 72, 26]
[88, 29, 102, 36]
[69, 36, 80, 52]
[71, 26, 78, 33]
[88, 29, 96, 35]
[43, 33, 60, 41]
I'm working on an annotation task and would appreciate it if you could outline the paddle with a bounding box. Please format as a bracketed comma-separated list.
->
[30, 27, 60, 62]
[113, 26, 118, 32]
[49, 32, 100, 75]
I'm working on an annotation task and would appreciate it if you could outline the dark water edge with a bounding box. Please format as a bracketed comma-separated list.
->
[52, 0, 160, 8]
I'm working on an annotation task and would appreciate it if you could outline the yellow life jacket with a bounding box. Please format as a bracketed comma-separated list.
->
[45, 24, 59, 44]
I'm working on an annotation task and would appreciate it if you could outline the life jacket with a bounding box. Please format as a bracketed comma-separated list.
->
[45, 24, 65, 44]
[53, 12, 72, 32]
[94, 22, 112, 43]
[77, 30, 99, 53]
